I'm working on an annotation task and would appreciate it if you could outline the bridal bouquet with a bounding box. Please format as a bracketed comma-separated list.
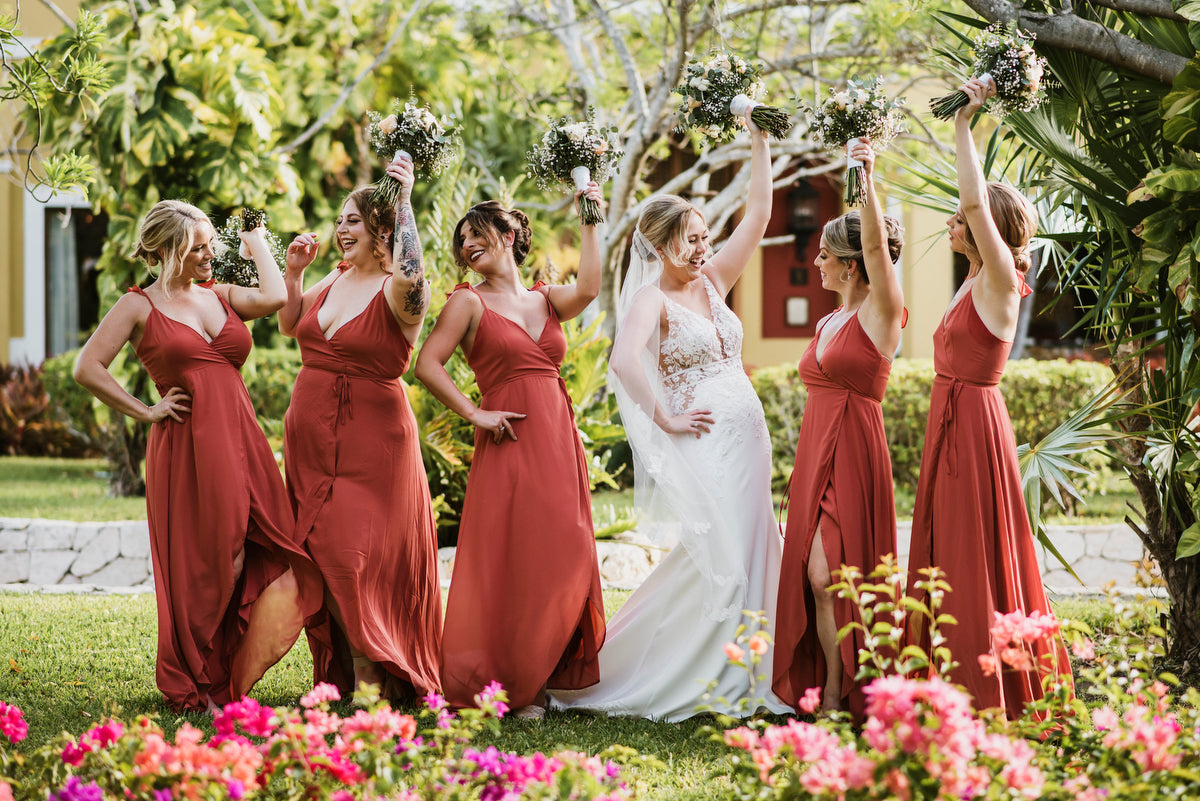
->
[526, 107, 623, 225]
[210, 208, 285, 287]
[806, 76, 906, 207]
[674, 51, 793, 143]
[930, 23, 1048, 120]
[367, 100, 458, 206]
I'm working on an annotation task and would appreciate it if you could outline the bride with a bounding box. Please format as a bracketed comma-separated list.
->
[551, 114, 789, 720]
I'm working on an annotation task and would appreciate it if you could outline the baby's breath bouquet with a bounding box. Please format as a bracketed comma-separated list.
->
[367, 100, 458, 206]
[210, 208, 285, 287]
[806, 77, 906, 207]
[526, 107, 623, 225]
[674, 51, 793, 143]
[930, 23, 1048, 120]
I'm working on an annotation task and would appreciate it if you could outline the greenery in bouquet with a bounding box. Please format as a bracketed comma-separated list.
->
[806, 76, 905, 206]
[526, 107, 623, 226]
[674, 51, 793, 143]
[930, 22, 1048, 120]
[367, 99, 458, 206]
[209, 208, 285, 287]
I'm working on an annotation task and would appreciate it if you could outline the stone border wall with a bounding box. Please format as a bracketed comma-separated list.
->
[1, 517, 1151, 593]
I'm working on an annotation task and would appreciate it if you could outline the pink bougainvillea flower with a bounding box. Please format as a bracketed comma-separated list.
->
[1070, 638, 1096, 661]
[0, 702, 27, 743]
[300, 683, 341, 708]
[747, 635, 768, 655]
[723, 642, 746, 662]
[798, 687, 821, 714]
[0, 781, 13, 801]
[978, 653, 999, 677]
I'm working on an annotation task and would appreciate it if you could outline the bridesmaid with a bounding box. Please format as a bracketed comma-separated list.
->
[74, 200, 322, 712]
[906, 77, 1072, 717]
[772, 139, 905, 720]
[414, 188, 607, 719]
[279, 158, 441, 697]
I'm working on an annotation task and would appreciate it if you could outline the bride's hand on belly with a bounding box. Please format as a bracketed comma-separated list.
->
[661, 408, 714, 438]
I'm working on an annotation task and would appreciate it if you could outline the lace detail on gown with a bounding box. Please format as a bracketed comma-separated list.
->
[659, 277, 744, 412]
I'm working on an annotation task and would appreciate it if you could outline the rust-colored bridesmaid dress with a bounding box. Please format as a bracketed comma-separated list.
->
[440, 283, 605, 710]
[285, 271, 442, 696]
[907, 286, 1072, 717]
[772, 312, 897, 720]
[132, 286, 322, 712]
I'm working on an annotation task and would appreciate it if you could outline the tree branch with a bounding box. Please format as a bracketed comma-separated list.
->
[1087, 0, 1186, 22]
[273, 0, 432, 155]
[37, 0, 76, 31]
[959, 0, 1188, 84]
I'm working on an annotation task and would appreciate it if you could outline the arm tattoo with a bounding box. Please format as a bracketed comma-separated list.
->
[403, 277, 428, 316]
[392, 202, 424, 279]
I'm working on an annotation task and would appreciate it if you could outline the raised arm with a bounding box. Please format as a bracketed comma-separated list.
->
[414, 291, 525, 444]
[703, 117, 771, 297]
[611, 288, 712, 438]
[546, 182, 603, 321]
[383, 157, 431, 340]
[73, 294, 190, 424]
[955, 78, 1020, 295]
[855, 138, 904, 351]
[277, 232, 322, 337]
[216, 226, 289, 320]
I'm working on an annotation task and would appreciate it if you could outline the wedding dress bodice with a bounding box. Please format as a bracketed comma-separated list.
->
[659, 277, 745, 413]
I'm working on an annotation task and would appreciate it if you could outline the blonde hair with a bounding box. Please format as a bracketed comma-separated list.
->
[636, 195, 703, 266]
[131, 200, 213, 296]
[821, 211, 904, 285]
[963, 182, 1037, 274]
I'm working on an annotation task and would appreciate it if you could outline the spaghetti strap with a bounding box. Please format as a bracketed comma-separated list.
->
[127, 286, 154, 306]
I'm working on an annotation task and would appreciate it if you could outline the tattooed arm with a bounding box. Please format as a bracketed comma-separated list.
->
[381, 157, 432, 340]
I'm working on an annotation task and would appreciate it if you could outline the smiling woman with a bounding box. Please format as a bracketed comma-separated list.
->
[71, 199, 323, 712]
[414, 189, 606, 719]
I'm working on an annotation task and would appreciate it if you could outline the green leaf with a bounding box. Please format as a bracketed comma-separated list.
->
[1175, 521, 1200, 560]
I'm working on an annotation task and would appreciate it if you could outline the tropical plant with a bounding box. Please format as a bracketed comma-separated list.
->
[936, 0, 1200, 668]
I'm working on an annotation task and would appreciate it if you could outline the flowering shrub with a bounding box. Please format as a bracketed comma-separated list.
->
[526, 107, 623, 225]
[674, 51, 792, 142]
[804, 76, 905, 206]
[717, 565, 1200, 801]
[930, 22, 1048, 120]
[0, 683, 636, 801]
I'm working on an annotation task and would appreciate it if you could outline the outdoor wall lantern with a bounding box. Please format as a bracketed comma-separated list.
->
[787, 180, 821, 259]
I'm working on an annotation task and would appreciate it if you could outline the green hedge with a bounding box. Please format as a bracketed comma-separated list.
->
[750, 358, 1113, 492]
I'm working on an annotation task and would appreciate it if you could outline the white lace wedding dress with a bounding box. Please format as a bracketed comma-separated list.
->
[550, 276, 790, 721]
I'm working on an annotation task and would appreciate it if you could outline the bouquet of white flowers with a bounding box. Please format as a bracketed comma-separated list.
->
[930, 23, 1048, 120]
[674, 51, 793, 143]
[806, 77, 906, 207]
[210, 209, 285, 287]
[526, 107, 623, 225]
[367, 100, 458, 206]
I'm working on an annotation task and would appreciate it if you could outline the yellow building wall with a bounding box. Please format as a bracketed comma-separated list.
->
[1, 0, 83, 363]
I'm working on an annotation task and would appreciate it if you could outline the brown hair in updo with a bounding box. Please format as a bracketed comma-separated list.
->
[962, 182, 1037, 275]
[338, 186, 395, 266]
[636, 194, 703, 267]
[821, 211, 905, 286]
[131, 200, 214, 298]
[452, 201, 533, 270]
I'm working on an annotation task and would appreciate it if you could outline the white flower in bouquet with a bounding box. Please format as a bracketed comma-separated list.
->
[930, 22, 1049, 120]
[209, 209, 285, 288]
[526, 106, 623, 226]
[367, 98, 459, 206]
[674, 49, 794, 143]
[805, 76, 906, 207]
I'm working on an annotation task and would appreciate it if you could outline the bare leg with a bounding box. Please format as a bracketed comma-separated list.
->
[807, 522, 842, 712]
[230, 569, 305, 699]
[322, 591, 385, 690]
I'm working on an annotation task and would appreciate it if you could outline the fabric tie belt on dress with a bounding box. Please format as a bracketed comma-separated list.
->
[304, 363, 399, 428]
[483, 370, 576, 422]
[930, 374, 995, 478]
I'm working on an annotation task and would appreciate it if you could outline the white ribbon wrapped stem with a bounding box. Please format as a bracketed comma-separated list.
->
[392, 150, 412, 163]
[571, 165, 592, 193]
[729, 93, 759, 118]
[846, 137, 863, 169]
[977, 71, 994, 93]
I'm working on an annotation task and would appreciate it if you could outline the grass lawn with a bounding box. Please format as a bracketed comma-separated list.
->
[0, 456, 1143, 526]
[0, 590, 739, 800]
